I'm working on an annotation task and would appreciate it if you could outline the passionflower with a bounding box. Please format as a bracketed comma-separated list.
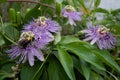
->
[83, 24, 116, 49]
[62, 5, 82, 26]
[23, 16, 61, 45]
[7, 31, 44, 66]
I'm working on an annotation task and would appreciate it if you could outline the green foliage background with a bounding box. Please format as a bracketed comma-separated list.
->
[0, 0, 120, 80]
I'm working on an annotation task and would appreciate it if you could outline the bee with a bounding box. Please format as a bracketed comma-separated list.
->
[18, 31, 35, 49]
[98, 25, 110, 35]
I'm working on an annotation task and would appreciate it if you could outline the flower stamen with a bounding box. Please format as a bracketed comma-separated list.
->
[65, 5, 75, 12]
[35, 16, 47, 26]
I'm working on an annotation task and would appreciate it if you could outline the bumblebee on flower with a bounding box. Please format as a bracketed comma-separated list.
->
[7, 31, 44, 66]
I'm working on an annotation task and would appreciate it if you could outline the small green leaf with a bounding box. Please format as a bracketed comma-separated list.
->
[58, 46, 76, 80]
[78, 0, 88, 13]
[54, 32, 61, 44]
[9, 8, 16, 23]
[56, 2, 62, 16]
[16, 11, 22, 25]
[59, 35, 88, 45]
[4, 24, 19, 41]
[94, 8, 109, 14]
[94, 0, 101, 7]
[0, 35, 5, 46]
[111, 9, 120, 15]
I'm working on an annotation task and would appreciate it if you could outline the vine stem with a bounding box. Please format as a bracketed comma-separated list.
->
[7, 0, 55, 9]
[32, 52, 51, 80]
[0, 16, 4, 33]
[0, 16, 18, 46]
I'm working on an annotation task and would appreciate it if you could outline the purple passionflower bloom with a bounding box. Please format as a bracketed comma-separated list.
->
[62, 5, 82, 26]
[83, 23, 117, 49]
[7, 16, 61, 66]
[23, 16, 61, 45]
[7, 31, 44, 66]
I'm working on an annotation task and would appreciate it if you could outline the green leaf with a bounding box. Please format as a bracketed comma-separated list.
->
[4, 24, 19, 42]
[94, 8, 109, 14]
[91, 65, 108, 79]
[0, 72, 13, 80]
[58, 46, 76, 80]
[111, 9, 120, 15]
[94, 20, 114, 25]
[109, 24, 120, 35]
[73, 56, 90, 80]
[59, 35, 88, 44]
[89, 71, 104, 80]
[0, 35, 5, 46]
[62, 42, 106, 71]
[94, 0, 101, 7]
[16, 11, 22, 25]
[24, 5, 41, 23]
[48, 55, 69, 80]
[20, 61, 43, 80]
[78, 0, 88, 13]
[0, 62, 16, 80]
[93, 50, 120, 73]
[11, 2, 21, 11]
[54, 32, 61, 44]
[72, 56, 82, 74]
[39, 69, 49, 80]
[56, 2, 62, 16]
[106, 71, 119, 80]
[80, 60, 90, 80]
[9, 8, 16, 23]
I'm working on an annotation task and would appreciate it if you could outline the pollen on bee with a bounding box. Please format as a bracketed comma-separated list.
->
[98, 25, 110, 35]
[19, 31, 35, 41]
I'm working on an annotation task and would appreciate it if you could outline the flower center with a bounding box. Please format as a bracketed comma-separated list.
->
[65, 5, 75, 12]
[19, 31, 35, 48]
[97, 25, 110, 36]
[35, 16, 47, 26]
